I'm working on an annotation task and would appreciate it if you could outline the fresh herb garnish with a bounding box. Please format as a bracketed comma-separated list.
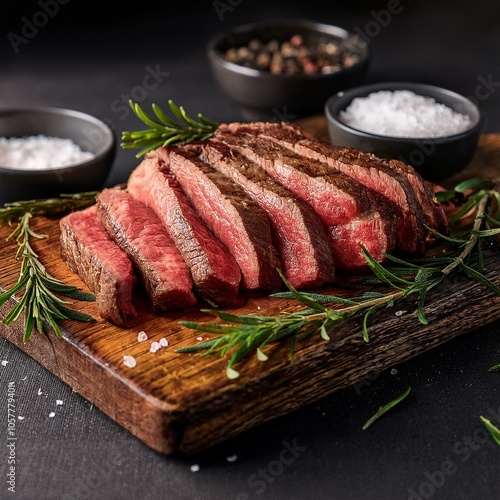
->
[120, 100, 219, 158]
[0, 191, 99, 222]
[362, 387, 412, 430]
[479, 416, 500, 446]
[0, 212, 96, 341]
[488, 364, 500, 372]
[176, 179, 500, 378]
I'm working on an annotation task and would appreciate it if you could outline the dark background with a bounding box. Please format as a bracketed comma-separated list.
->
[1, 1, 499, 499]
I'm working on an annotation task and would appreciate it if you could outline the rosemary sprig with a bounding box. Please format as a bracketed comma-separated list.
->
[176, 179, 500, 379]
[0, 191, 99, 223]
[489, 363, 500, 372]
[0, 212, 96, 341]
[479, 416, 500, 446]
[120, 99, 219, 157]
[362, 387, 412, 430]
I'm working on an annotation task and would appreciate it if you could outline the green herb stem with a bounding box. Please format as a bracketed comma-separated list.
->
[479, 416, 500, 446]
[362, 387, 412, 430]
[0, 212, 96, 341]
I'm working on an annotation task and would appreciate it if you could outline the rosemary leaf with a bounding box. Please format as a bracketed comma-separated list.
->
[479, 416, 500, 446]
[488, 363, 500, 372]
[362, 387, 412, 430]
[120, 99, 219, 157]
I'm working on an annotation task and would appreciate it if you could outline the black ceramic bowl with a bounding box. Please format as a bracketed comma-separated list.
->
[324, 82, 482, 181]
[207, 19, 370, 118]
[0, 106, 115, 205]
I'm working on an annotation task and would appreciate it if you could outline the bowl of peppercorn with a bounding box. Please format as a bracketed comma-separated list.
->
[207, 19, 370, 118]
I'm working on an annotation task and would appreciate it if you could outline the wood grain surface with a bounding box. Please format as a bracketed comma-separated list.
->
[1, 118, 499, 456]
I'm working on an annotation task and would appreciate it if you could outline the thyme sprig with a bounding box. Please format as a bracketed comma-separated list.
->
[120, 99, 219, 158]
[176, 178, 500, 379]
[0, 210, 96, 341]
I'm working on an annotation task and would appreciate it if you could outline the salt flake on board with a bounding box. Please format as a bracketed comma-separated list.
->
[123, 355, 137, 368]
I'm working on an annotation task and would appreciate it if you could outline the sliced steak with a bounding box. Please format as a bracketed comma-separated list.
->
[201, 140, 335, 288]
[386, 158, 449, 240]
[166, 144, 281, 290]
[96, 188, 197, 312]
[59, 205, 136, 325]
[127, 151, 242, 307]
[218, 122, 428, 255]
[212, 128, 398, 271]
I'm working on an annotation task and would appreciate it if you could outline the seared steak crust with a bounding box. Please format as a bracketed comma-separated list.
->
[212, 127, 399, 270]
[127, 151, 242, 307]
[167, 144, 281, 290]
[218, 122, 428, 255]
[96, 188, 197, 311]
[202, 140, 335, 288]
[59, 205, 136, 325]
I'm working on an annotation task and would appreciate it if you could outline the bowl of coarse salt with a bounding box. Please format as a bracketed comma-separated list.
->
[0, 106, 115, 204]
[324, 82, 482, 181]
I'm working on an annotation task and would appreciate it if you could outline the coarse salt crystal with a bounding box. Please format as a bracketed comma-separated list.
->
[56, 399, 63, 406]
[340, 90, 472, 138]
[123, 355, 137, 368]
[196, 336, 203, 341]
[159, 337, 169, 347]
[1, 360, 7, 366]
[48, 412, 56, 418]
[18, 416, 25, 421]
[150, 341, 161, 353]
[190, 464, 200, 472]
[37, 388, 43, 396]
[137, 331, 148, 342]
[390, 368, 398, 375]
[395, 310, 405, 317]
[226, 454, 238, 463]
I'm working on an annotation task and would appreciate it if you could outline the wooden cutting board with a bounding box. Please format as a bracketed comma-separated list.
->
[1, 117, 500, 456]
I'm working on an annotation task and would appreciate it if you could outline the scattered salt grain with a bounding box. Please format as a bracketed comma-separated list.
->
[137, 331, 148, 342]
[339, 90, 472, 138]
[196, 336, 203, 341]
[394, 310, 405, 317]
[1, 360, 7, 366]
[190, 464, 200, 472]
[48, 412, 56, 418]
[56, 399, 63, 406]
[37, 388, 43, 396]
[150, 341, 162, 353]
[390, 368, 398, 375]
[159, 337, 169, 347]
[123, 355, 137, 368]
[0, 135, 94, 169]
[226, 454, 238, 463]
[18, 416, 25, 421]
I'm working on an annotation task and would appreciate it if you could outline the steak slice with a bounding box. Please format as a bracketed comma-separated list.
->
[213, 128, 398, 271]
[386, 158, 449, 240]
[166, 144, 281, 290]
[218, 122, 428, 255]
[96, 188, 197, 312]
[59, 205, 136, 325]
[201, 140, 335, 288]
[127, 151, 242, 307]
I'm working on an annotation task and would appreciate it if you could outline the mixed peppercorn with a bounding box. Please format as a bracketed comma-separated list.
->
[223, 34, 361, 75]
